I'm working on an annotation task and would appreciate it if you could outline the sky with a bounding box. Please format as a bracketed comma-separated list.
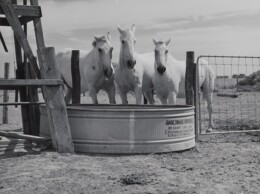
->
[1, 0, 260, 77]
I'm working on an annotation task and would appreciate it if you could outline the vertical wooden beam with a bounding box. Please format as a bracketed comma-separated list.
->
[3, 62, 10, 124]
[186, 51, 200, 142]
[14, 31, 30, 134]
[37, 47, 74, 153]
[26, 63, 40, 135]
[185, 51, 199, 142]
[71, 50, 81, 104]
[0, 0, 40, 78]
[30, 0, 45, 48]
[185, 51, 195, 105]
[22, 0, 40, 136]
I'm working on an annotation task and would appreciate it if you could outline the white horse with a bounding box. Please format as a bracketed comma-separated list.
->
[114, 24, 154, 104]
[153, 38, 215, 132]
[56, 33, 116, 104]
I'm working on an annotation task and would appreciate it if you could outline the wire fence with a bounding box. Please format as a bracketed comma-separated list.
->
[197, 55, 260, 134]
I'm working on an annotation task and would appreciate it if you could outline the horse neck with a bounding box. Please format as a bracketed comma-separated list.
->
[169, 56, 186, 79]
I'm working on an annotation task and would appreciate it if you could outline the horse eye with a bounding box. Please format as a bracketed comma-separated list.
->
[121, 40, 125, 44]
[98, 48, 102, 53]
[165, 50, 168, 54]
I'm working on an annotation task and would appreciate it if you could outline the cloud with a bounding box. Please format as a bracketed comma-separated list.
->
[136, 10, 260, 37]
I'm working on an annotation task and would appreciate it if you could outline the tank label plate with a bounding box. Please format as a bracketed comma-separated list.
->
[164, 117, 194, 138]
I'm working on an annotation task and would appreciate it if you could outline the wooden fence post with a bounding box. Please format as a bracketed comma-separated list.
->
[185, 51, 195, 105]
[37, 47, 74, 153]
[71, 50, 81, 104]
[185, 51, 199, 142]
[3, 62, 10, 124]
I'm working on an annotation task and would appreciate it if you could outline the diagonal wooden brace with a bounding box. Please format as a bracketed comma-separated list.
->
[0, 31, 8, 52]
[0, 0, 40, 78]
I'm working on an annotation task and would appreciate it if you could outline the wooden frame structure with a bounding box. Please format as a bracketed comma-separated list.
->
[0, 0, 74, 153]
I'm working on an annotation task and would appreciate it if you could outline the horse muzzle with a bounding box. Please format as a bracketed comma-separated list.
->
[157, 65, 166, 75]
[127, 59, 136, 69]
[104, 67, 113, 79]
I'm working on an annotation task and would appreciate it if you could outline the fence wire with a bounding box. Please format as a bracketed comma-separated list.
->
[197, 55, 260, 134]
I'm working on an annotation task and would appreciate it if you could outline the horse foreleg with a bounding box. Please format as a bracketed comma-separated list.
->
[64, 85, 72, 104]
[157, 94, 167, 105]
[168, 92, 177, 105]
[89, 89, 98, 104]
[143, 91, 154, 105]
[134, 86, 143, 104]
[118, 89, 128, 104]
[205, 92, 214, 132]
[106, 84, 116, 104]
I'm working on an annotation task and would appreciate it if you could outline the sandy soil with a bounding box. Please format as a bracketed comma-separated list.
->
[0, 133, 260, 194]
[0, 92, 260, 194]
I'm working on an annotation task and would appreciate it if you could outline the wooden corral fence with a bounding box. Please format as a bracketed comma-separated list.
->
[0, 0, 74, 153]
[1, 62, 10, 124]
[196, 55, 260, 136]
[71, 50, 81, 104]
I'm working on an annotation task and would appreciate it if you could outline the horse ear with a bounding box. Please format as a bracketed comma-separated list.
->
[117, 25, 124, 34]
[93, 34, 99, 41]
[92, 41, 97, 47]
[153, 38, 158, 45]
[165, 38, 171, 46]
[107, 32, 111, 42]
[131, 24, 136, 33]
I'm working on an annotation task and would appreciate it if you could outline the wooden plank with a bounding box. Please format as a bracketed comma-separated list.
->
[0, 5, 42, 17]
[37, 47, 74, 154]
[71, 50, 81, 104]
[0, 102, 44, 106]
[0, 16, 34, 26]
[30, 0, 45, 48]
[0, 131, 51, 142]
[0, 79, 63, 86]
[19, 16, 33, 25]
[0, 0, 40, 78]
[0, 136, 28, 146]
[2, 62, 10, 124]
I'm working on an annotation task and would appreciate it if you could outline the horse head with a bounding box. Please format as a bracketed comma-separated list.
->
[92, 33, 114, 79]
[153, 38, 171, 76]
[118, 24, 137, 69]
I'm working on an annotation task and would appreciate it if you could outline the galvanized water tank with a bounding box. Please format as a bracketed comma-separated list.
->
[40, 105, 195, 154]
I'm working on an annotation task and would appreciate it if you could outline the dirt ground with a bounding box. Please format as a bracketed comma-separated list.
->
[0, 92, 260, 194]
[0, 133, 260, 194]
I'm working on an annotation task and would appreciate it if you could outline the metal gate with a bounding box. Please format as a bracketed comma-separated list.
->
[196, 55, 260, 135]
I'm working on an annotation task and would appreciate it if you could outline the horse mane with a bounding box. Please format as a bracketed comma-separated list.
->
[92, 36, 108, 47]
